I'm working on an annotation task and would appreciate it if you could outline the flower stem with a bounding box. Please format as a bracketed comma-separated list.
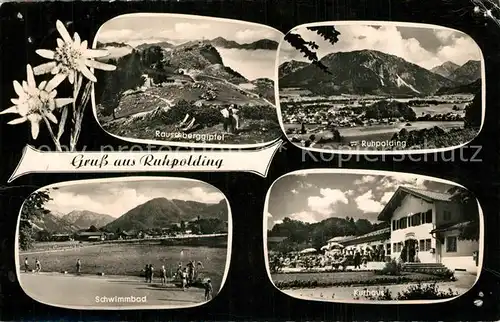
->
[70, 74, 83, 151]
[70, 75, 92, 152]
[41, 114, 62, 152]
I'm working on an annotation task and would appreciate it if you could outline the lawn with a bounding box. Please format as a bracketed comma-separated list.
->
[272, 271, 450, 289]
[19, 243, 228, 293]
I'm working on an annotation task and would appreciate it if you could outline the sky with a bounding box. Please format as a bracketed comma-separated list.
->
[44, 179, 225, 218]
[96, 14, 283, 47]
[279, 24, 482, 70]
[266, 173, 457, 228]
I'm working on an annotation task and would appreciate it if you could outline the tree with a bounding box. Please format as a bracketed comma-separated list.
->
[464, 91, 481, 128]
[284, 26, 341, 73]
[447, 187, 480, 241]
[19, 189, 52, 251]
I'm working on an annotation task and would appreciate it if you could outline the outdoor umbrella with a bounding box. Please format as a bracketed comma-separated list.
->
[329, 242, 344, 249]
[320, 245, 330, 251]
[299, 248, 317, 254]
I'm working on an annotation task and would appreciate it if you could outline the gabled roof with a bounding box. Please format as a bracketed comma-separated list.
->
[430, 221, 472, 234]
[77, 232, 105, 236]
[337, 227, 390, 244]
[378, 186, 453, 221]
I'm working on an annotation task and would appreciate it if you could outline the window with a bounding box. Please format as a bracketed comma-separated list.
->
[392, 220, 396, 231]
[419, 239, 425, 251]
[386, 244, 391, 255]
[393, 243, 397, 253]
[446, 236, 457, 252]
[443, 210, 452, 221]
[424, 210, 432, 224]
[425, 239, 431, 251]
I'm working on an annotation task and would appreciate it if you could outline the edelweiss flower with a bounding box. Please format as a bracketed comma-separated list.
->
[33, 20, 116, 84]
[0, 65, 73, 139]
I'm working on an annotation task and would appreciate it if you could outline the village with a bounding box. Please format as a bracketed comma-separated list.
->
[37, 217, 229, 244]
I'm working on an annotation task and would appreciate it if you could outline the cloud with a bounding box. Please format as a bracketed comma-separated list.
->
[273, 220, 283, 225]
[377, 176, 427, 191]
[291, 189, 299, 194]
[354, 175, 377, 185]
[307, 188, 349, 215]
[46, 183, 224, 218]
[234, 28, 280, 43]
[355, 190, 385, 213]
[97, 29, 136, 42]
[381, 191, 394, 204]
[289, 211, 320, 223]
[281, 24, 481, 70]
[172, 22, 211, 39]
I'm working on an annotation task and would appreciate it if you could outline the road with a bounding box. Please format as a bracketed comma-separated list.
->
[20, 272, 206, 308]
[199, 74, 275, 107]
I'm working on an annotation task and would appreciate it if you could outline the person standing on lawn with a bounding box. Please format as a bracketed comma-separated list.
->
[24, 258, 29, 273]
[149, 264, 154, 283]
[220, 105, 233, 134]
[181, 268, 188, 291]
[76, 259, 81, 275]
[160, 265, 167, 285]
[144, 264, 149, 282]
[353, 251, 361, 269]
[204, 278, 213, 301]
[35, 258, 41, 273]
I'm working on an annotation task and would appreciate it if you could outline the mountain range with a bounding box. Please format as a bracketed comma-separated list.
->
[34, 198, 228, 234]
[103, 198, 227, 232]
[32, 210, 115, 233]
[278, 50, 481, 96]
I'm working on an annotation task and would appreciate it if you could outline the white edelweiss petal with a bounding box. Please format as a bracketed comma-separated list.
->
[26, 64, 36, 89]
[46, 97, 56, 111]
[34, 62, 57, 76]
[80, 40, 88, 51]
[46, 112, 58, 124]
[84, 59, 116, 71]
[35, 49, 55, 60]
[22, 81, 29, 92]
[73, 32, 81, 46]
[69, 70, 76, 84]
[56, 20, 73, 44]
[57, 38, 65, 48]
[28, 116, 42, 139]
[0, 106, 18, 115]
[51, 64, 62, 75]
[78, 62, 97, 82]
[7, 117, 27, 125]
[38, 80, 48, 90]
[83, 48, 109, 58]
[54, 98, 74, 108]
[45, 73, 67, 92]
[49, 90, 57, 99]
[11, 98, 20, 105]
[13, 81, 26, 97]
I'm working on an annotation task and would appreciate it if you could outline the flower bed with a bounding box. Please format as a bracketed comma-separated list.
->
[272, 271, 450, 289]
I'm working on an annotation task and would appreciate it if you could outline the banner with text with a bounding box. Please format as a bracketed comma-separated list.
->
[8, 140, 283, 182]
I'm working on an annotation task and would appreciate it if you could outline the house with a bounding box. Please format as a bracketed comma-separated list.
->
[268, 236, 288, 245]
[377, 186, 479, 273]
[51, 233, 72, 242]
[74, 231, 106, 242]
[117, 231, 134, 240]
[335, 228, 391, 259]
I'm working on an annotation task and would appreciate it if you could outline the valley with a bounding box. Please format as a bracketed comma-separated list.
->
[278, 49, 482, 150]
